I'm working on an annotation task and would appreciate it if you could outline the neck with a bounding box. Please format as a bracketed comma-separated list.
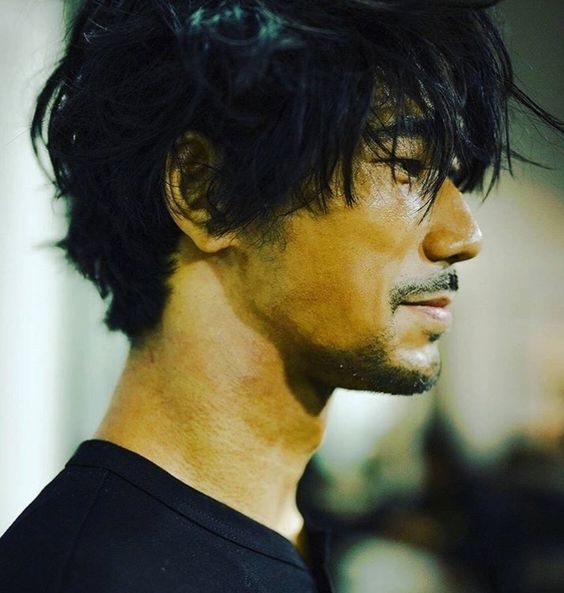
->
[95, 257, 332, 545]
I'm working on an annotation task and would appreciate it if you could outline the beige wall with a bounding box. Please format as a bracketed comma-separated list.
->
[0, 0, 127, 534]
[440, 170, 564, 464]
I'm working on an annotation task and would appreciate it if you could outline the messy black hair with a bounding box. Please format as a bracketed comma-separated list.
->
[32, 0, 563, 346]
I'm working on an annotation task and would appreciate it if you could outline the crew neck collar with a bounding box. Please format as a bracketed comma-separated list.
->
[66, 439, 332, 576]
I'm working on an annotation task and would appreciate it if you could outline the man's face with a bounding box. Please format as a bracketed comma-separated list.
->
[233, 139, 483, 395]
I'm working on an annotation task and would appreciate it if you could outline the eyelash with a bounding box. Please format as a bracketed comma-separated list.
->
[396, 159, 462, 186]
[373, 158, 462, 185]
[372, 157, 426, 178]
[395, 158, 425, 178]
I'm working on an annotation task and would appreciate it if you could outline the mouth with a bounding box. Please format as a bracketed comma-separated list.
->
[399, 295, 453, 327]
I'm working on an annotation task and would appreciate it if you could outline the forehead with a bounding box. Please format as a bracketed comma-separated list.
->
[361, 120, 428, 161]
[365, 92, 429, 147]
[370, 88, 428, 126]
[365, 92, 462, 169]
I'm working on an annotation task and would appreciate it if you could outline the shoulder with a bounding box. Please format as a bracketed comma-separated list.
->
[0, 465, 108, 593]
[0, 465, 262, 593]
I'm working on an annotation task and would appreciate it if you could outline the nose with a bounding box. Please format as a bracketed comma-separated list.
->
[422, 178, 483, 265]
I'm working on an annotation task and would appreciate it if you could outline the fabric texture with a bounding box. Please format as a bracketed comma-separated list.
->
[0, 439, 334, 593]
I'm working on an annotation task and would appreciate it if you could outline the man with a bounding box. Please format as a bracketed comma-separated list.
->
[0, 1, 561, 592]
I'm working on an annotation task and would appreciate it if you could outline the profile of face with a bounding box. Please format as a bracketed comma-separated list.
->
[228, 138, 483, 396]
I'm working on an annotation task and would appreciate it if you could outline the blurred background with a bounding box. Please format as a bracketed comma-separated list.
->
[1, 1, 563, 592]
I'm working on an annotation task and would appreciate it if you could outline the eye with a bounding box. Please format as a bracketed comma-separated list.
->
[370, 157, 427, 183]
[396, 158, 425, 177]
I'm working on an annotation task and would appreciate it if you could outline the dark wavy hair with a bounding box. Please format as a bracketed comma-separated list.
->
[32, 0, 563, 347]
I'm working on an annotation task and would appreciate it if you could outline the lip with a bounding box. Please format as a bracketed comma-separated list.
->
[399, 295, 453, 327]
[401, 295, 452, 308]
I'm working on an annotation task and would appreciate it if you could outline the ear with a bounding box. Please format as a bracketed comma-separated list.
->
[164, 130, 239, 253]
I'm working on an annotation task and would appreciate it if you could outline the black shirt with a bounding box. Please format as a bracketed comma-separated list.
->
[0, 439, 334, 593]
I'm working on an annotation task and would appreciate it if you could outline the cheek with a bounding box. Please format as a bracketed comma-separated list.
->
[253, 240, 401, 350]
[240, 181, 422, 350]
[339, 252, 398, 332]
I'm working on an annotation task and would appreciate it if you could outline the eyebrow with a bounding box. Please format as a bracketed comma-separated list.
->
[372, 115, 430, 138]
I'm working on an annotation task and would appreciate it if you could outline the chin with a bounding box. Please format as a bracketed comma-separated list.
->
[357, 340, 442, 395]
[304, 333, 442, 396]
[379, 367, 440, 395]
[321, 358, 442, 395]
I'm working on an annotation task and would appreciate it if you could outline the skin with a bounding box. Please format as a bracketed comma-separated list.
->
[95, 130, 482, 564]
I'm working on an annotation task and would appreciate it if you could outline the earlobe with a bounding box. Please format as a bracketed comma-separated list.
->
[164, 132, 239, 254]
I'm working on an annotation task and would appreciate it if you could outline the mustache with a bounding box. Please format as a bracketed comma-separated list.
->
[390, 269, 459, 310]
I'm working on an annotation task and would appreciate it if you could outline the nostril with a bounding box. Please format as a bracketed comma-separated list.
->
[422, 183, 483, 264]
[422, 226, 483, 264]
